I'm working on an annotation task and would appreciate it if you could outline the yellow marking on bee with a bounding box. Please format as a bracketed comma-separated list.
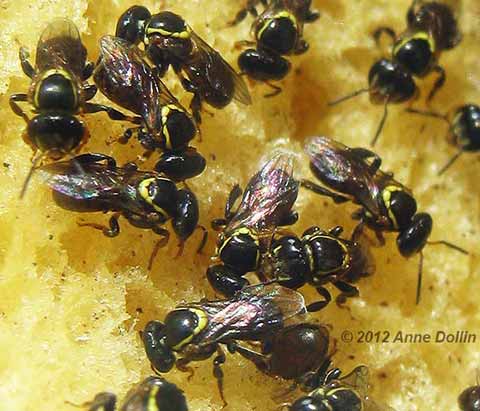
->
[382, 185, 404, 229]
[161, 104, 184, 150]
[394, 31, 436, 57]
[314, 235, 350, 274]
[33, 68, 77, 109]
[257, 11, 298, 42]
[145, 24, 191, 44]
[138, 177, 169, 218]
[171, 308, 208, 350]
[148, 385, 160, 411]
[218, 227, 260, 265]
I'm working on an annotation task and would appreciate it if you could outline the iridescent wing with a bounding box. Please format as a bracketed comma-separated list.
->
[305, 136, 382, 216]
[95, 35, 184, 131]
[35, 19, 87, 77]
[187, 284, 306, 345]
[37, 157, 141, 201]
[227, 153, 299, 233]
[340, 366, 397, 411]
[190, 29, 252, 105]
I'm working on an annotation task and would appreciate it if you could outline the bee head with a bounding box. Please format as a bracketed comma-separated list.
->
[137, 177, 178, 219]
[142, 321, 176, 373]
[218, 228, 260, 274]
[115, 5, 151, 45]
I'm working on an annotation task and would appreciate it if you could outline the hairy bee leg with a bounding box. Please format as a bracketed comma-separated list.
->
[264, 81, 282, 98]
[372, 26, 396, 49]
[307, 287, 332, 312]
[9, 93, 30, 123]
[148, 227, 170, 270]
[19, 47, 34, 78]
[334, 281, 359, 306]
[213, 345, 228, 408]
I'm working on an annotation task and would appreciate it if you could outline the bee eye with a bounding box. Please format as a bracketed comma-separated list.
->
[383, 187, 417, 229]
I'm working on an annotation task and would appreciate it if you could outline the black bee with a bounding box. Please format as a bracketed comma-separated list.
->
[231, 323, 331, 385]
[115, 7, 252, 123]
[459, 376, 480, 411]
[301, 136, 468, 304]
[141, 283, 306, 405]
[232, 0, 319, 96]
[265, 225, 371, 311]
[9, 19, 128, 196]
[286, 365, 395, 411]
[84, 376, 188, 411]
[38, 153, 203, 269]
[93, 35, 205, 182]
[407, 104, 480, 174]
[207, 153, 299, 297]
[329, 0, 461, 146]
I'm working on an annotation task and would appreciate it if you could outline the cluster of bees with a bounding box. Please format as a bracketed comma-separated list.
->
[9, 0, 480, 410]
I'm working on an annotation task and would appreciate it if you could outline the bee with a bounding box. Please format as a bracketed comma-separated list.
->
[329, 0, 461, 146]
[407, 104, 480, 174]
[141, 283, 306, 405]
[9, 19, 128, 196]
[265, 225, 372, 311]
[38, 153, 204, 269]
[232, 323, 331, 385]
[93, 36, 205, 182]
[207, 153, 299, 297]
[115, 7, 252, 123]
[285, 365, 396, 411]
[458, 374, 480, 411]
[232, 0, 319, 96]
[301, 136, 468, 304]
[83, 376, 188, 411]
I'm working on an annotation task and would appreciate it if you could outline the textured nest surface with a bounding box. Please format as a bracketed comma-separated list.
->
[0, 0, 479, 410]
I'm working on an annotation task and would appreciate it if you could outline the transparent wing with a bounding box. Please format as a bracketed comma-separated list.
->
[95, 35, 181, 130]
[227, 153, 299, 233]
[305, 136, 382, 216]
[192, 284, 306, 345]
[190, 30, 252, 105]
[37, 157, 135, 201]
[35, 18, 87, 77]
[340, 366, 397, 411]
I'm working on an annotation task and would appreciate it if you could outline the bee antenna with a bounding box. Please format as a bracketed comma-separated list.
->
[427, 240, 469, 255]
[371, 98, 389, 147]
[415, 251, 423, 305]
[19, 151, 45, 199]
[328, 88, 369, 106]
[438, 150, 463, 176]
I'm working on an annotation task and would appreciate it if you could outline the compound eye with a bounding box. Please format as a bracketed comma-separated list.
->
[290, 396, 330, 411]
[458, 385, 480, 411]
[328, 388, 363, 411]
[385, 188, 417, 230]
[396, 212, 432, 257]
[219, 231, 259, 273]
[163, 309, 207, 349]
[142, 321, 176, 373]
[452, 104, 480, 151]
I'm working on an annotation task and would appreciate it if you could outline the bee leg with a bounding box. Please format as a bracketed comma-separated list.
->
[304, 9, 320, 23]
[211, 218, 228, 231]
[264, 81, 283, 98]
[72, 153, 117, 168]
[9, 93, 30, 123]
[84, 103, 139, 123]
[19, 47, 34, 78]
[212, 345, 228, 408]
[294, 39, 309, 55]
[227, 1, 259, 27]
[307, 287, 331, 312]
[228, 341, 268, 371]
[328, 226, 344, 237]
[372, 26, 396, 50]
[176, 358, 195, 381]
[234, 39, 256, 50]
[82, 61, 94, 80]
[302, 226, 322, 236]
[78, 214, 120, 238]
[333, 281, 359, 307]
[301, 179, 350, 204]
[148, 227, 170, 270]
[195, 225, 208, 254]
[350, 220, 365, 241]
[426, 65, 446, 104]
[83, 84, 98, 102]
[225, 184, 243, 220]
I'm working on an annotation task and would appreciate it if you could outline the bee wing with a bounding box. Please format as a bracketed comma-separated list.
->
[190, 30, 252, 105]
[305, 136, 382, 216]
[37, 158, 132, 201]
[227, 153, 299, 233]
[35, 18, 87, 77]
[95, 36, 180, 131]
[195, 284, 306, 344]
[339, 366, 397, 411]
